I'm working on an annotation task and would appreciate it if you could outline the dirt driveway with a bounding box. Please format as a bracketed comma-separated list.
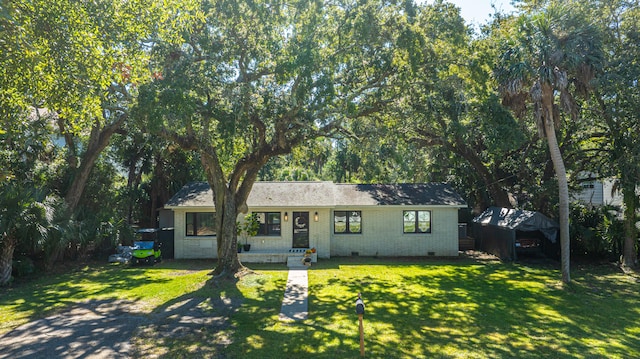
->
[0, 296, 234, 359]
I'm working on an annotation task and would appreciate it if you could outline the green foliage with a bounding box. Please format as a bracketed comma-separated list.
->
[136, 0, 413, 276]
[1, 0, 639, 275]
[241, 214, 260, 242]
[495, 0, 603, 121]
[236, 213, 259, 248]
[259, 142, 331, 181]
[0, 184, 48, 247]
[2, 0, 149, 129]
[570, 204, 624, 259]
[11, 256, 35, 278]
[1, 0, 171, 274]
[1, 0, 166, 218]
[140, 0, 408, 159]
[585, 0, 640, 266]
[494, 0, 607, 282]
[0, 182, 48, 285]
[110, 127, 207, 226]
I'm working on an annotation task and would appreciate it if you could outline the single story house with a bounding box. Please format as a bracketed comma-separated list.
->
[164, 181, 467, 261]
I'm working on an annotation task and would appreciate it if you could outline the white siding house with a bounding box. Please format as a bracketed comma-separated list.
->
[573, 173, 623, 207]
[164, 181, 467, 261]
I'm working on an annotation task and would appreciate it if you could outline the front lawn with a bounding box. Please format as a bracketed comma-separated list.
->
[1, 257, 639, 358]
[0, 260, 206, 332]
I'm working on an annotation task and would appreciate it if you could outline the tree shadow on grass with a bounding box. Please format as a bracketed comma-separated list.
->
[0, 260, 210, 358]
[3, 258, 637, 359]
[145, 258, 639, 359]
[302, 258, 640, 359]
[130, 277, 241, 358]
[1, 260, 296, 359]
[409, 262, 640, 359]
[0, 298, 151, 359]
[0, 262, 172, 326]
[130, 265, 290, 358]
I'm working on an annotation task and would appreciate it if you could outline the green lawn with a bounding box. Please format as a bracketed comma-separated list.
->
[1, 257, 639, 358]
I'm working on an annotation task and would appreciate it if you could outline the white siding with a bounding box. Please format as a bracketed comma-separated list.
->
[173, 207, 460, 259]
[330, 207, 459, 257]
[173, 209, 217, 259]
[573, 180, 604, 205]
[174, 208, 333, 259]
[573, 179, 626, 207]
[242, 208, 332, 259]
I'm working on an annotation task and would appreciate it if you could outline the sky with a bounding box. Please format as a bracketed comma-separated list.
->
[427, 0, 516, 26]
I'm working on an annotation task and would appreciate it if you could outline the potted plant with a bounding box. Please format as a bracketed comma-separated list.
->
[301, 248, 317, 266]
[240, 213, 259, 252]
[237, 243, 242, 253]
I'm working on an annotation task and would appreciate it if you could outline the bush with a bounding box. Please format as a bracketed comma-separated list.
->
[570, 203, 623, 260]
[11, 256, 35, 278]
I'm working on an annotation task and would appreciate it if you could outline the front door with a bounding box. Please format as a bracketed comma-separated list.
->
[292, 211, 309, 248]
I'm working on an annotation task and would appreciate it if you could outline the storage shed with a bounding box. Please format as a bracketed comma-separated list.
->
[472, 207, 559, 260]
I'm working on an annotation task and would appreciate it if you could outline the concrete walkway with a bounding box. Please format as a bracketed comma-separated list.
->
[279, 268, 308, 321]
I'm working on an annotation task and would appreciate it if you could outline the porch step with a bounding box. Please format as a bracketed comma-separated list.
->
[238, 250, 318, 264]
[287, 256, 310, 268]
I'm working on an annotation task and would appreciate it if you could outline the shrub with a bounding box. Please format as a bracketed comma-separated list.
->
[570, 203, 623, 260]
[11, 256, 35, 278]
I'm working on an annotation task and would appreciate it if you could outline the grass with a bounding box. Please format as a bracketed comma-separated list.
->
[0, 260, 220, 333]
[1, 257, 640, 358]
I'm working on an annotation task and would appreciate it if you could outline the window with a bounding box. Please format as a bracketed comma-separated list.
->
[334, 211, 362, 234]
[255, 212, 281, 236]
[403, 210, 431, 233]
[186, 212, 216, 236]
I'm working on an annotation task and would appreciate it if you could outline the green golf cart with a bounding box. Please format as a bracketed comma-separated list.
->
[131, 228, 162, 265]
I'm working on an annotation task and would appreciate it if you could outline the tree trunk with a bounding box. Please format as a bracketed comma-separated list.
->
[542, 84, 571, 284]
[0, 236, 17, 286]
[64, 117, 125, 213]
[621, 178, 638, 268]
[65, 150, 100, 213]
[200, 151, 246, 279]
[212, 188, 243, 278]
[457, 146, 512, 208]
[442, 138, 512, 208]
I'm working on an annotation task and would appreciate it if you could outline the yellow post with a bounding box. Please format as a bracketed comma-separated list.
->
[355, 292, 365, 357]
[358, 313, 365, 357]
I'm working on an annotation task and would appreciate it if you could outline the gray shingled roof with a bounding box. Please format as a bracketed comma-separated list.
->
[165, 181, 467, 208]
[334, 183, 467, 206]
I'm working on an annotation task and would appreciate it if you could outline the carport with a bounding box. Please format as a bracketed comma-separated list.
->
[471, 207, 559, 260]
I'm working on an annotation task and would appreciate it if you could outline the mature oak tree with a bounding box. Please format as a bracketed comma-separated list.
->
[137, 0, 405, 278]
[398, 1, 525, 210]
[589, 0, 640, 268]
[3, 0, 161, 214]
[0, 0, 166, 281]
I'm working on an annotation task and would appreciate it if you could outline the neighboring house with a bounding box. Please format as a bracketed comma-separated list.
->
[573, 174, 623, 207]
[164, 181, 467, 261]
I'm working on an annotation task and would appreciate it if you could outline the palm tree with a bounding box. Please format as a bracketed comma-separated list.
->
[495, 1, 603, 283]
[0, 183, 48, 285]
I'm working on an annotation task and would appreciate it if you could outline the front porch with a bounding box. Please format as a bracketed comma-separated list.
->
[238, 249, 319, 264]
